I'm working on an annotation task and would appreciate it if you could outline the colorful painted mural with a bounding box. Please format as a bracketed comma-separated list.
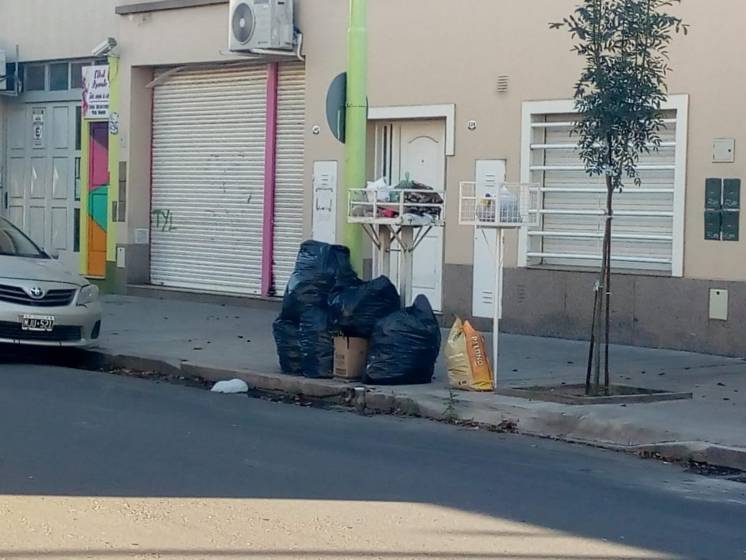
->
[88, 121, 109, 277]
[79, 59, 119, 281]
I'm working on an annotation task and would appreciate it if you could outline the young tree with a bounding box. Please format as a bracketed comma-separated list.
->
[551, 0, 687, 395]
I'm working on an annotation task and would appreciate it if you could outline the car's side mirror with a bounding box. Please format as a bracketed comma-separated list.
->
[44, 249, 60, 260]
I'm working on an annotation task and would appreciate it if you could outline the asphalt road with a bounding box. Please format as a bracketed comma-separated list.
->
[0, 362, 745, 560]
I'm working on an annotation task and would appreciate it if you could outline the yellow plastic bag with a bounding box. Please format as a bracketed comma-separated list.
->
[446, 318, 494, 392]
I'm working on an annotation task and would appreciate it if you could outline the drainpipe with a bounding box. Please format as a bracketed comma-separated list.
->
[261, 62, 279, 296]
[344, 0, 368, 274]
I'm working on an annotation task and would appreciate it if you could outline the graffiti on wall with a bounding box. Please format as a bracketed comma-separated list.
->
[152, 209, 175, 232]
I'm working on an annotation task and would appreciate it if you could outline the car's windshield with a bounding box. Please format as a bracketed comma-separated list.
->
[0, 219, 48, 259]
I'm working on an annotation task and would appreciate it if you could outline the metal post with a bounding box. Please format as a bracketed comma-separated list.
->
[376, 225, 391, 278]
[399, 227, 414, 307]
[343, 0, 368, 274]
[492, 228, 505, 389]
[261, 63, 279, 296]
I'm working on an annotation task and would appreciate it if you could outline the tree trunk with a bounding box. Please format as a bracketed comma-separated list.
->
[585, 281, 600, 396]
[587, 252, 607, 396]
[587, 174, 614, 397]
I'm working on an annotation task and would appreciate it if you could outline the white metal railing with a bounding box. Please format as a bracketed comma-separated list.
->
[530, 164, 675, 172]
[459, 182, 540, 228]
[530, 118, 677, 129]
[530, 141, 676, 150]
[527, 231, 673, 242]
[537, 187, 675, 194]
[526, 252, 672, 265]
[347, 187, 445, 226]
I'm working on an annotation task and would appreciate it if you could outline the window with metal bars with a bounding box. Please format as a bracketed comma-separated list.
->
[520, 98, 687, 277]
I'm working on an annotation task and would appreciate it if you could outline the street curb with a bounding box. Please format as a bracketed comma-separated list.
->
[82, 350, 746, 472]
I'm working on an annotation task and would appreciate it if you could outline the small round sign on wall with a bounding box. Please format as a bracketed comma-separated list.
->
[326, 72, 347, 144]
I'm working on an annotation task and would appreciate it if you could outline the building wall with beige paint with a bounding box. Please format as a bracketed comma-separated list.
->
[5, 0, 742, 276]
[0, 0, 119, 61]
[2, 0, 746, 353]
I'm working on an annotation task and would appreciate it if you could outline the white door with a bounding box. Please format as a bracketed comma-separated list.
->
[312, 160, 337, 244]
[472, 160, 506, 318]
[5, 101, 80, 272]
[375, 119, 445, 311]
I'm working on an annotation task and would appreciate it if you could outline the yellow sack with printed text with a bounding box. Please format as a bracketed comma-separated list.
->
[446, 318, 494, 392]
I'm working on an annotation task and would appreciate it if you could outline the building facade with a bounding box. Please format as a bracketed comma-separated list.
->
[1, 0, 745, 355]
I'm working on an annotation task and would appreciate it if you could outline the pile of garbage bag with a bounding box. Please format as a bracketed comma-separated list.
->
[280, 241, 357, 322]
[328, 276, 401, 338]
[273, 241, 356, 379]
[364, 295, 441, 385]
[273, 241, 441, 385]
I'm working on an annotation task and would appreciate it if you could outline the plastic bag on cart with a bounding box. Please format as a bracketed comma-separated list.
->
[365, 295, 441, 385]
[446, 318, 494, 392]
[281, 241, 357, 321]
[299, 308, 334, 379]
[329, 276, 401, 338]
[273, 318, 303, 375]
[366, 177, 392, 202]
[499, 185, 520, 223]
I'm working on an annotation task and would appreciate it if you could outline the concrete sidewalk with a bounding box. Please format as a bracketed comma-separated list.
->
[93, 293, 746, 470]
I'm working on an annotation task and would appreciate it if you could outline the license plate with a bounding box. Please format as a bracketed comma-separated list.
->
[21, 315, 55, 332]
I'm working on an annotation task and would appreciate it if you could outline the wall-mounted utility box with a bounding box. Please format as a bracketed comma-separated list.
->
[705, 211, 722, 240]
[704, 178, 741, 241]
[722, 211, 740, 241]
[723, 178, 741, 209]
[709, 288, 729, 321]
[706, 178, 723, 210]
[713, 138, 736, 163]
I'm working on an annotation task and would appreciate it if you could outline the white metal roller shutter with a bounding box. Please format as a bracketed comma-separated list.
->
[272, 62, 306, 295]
[151, 65, 268, 294]
[527, 111, 678, 273]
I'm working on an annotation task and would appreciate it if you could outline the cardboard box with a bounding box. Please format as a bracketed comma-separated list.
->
[334, 337, 369, 380]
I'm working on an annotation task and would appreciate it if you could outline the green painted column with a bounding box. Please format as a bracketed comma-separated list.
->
[344, 0, 368, 273]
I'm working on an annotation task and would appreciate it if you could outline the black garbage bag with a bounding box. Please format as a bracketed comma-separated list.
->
[299, 308, 334, 379]
[273, 318, 302, 375]
[281, 241, 357, 321]
[329, 276, 401, 338]
[365, 295, 441, 385]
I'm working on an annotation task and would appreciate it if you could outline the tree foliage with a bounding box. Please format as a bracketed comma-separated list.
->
[551, 0, 688, 190]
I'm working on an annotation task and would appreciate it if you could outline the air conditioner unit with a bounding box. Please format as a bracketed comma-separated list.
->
[228, 0, 294, 52]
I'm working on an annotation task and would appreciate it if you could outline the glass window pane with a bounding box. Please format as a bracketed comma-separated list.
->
[5, 63, 17, 92]
[50, 62, 69, 91]
[71, 62, 86, 89]
[24, 64, 46, 91]
[74, 157, 81, 201]
[75, 106, 82, 150]
[74, 208, 81, 253]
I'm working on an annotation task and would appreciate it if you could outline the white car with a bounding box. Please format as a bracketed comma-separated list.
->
[0, 217, 101, 347]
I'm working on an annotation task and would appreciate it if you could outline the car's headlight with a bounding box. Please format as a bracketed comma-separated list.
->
[77, 284, 100, 306]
